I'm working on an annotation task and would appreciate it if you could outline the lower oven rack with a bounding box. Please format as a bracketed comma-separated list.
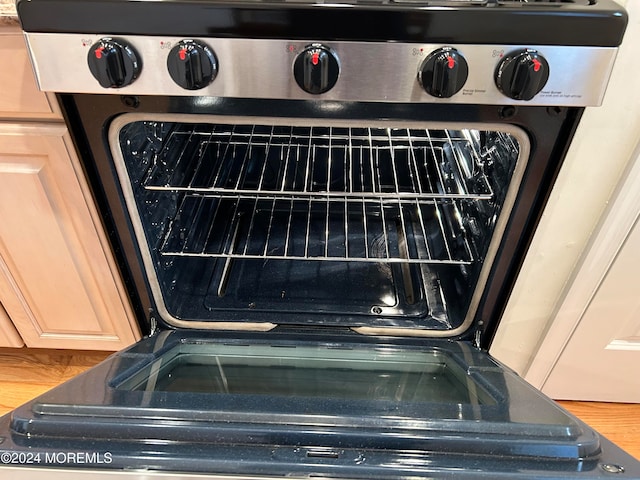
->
[159, 194, 474, 264]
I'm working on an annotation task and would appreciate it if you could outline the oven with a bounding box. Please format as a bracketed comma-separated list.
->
[1, 0, 638, 478]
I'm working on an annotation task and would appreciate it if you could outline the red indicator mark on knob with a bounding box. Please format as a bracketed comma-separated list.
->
[94, 46, 105, 59]
[447, 56, 456, 69]
[179, 48, 188, 61]
[311, 52, 320, 66]
[533, 58, 542, 72]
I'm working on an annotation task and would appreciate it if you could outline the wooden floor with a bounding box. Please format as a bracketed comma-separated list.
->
[0, 347, 638, 461]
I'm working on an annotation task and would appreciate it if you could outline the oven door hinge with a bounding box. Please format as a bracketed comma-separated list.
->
[149, 316, 159, 337]
[474, 329, 483, 350]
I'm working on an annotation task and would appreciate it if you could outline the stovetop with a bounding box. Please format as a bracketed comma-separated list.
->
[16, 0, 626, 48]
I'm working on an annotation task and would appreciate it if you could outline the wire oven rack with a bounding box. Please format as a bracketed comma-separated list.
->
[159, 195, 474, 264]
[143, 125, 493, 200]
[145, 125, 497, 265]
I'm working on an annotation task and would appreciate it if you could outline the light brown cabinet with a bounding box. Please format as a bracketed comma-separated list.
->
[0, 301, 22, 347]
[0, 27, 140, 350]
[0, 29, 60, 121]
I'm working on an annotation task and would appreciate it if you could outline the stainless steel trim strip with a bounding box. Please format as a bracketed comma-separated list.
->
[0, 467, 324, 480]
[25, 33, 618, 107]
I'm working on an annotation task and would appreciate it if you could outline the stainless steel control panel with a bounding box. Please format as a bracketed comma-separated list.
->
[24, 33, 619, 106]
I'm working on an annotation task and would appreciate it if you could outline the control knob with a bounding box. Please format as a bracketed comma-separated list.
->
[167, 40, 218, 90]
[87, 38, 141, 88]
[418, 47, 468, 98]
[495, 49, 550, 101]
[293, 44, 340, 95]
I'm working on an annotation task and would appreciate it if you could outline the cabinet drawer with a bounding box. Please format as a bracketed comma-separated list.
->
[0, 29, 61, 120]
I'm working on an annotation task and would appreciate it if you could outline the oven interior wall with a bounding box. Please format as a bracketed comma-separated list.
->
[114, 119, 521, 332]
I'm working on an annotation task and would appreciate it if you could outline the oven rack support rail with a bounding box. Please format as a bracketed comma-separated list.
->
[142, 125, 496, 201]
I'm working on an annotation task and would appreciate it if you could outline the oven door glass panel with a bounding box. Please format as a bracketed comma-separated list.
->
[118, 342, 495, 405]
[111, 116, 528, 334]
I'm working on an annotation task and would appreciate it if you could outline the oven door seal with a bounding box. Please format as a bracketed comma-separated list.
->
[108, 113, 530, 338]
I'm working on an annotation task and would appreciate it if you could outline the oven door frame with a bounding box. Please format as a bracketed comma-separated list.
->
[58, 94, 583, 346]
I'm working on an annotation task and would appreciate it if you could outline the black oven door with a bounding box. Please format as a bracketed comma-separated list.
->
[0, 330, 638, 479]
[1, 96, 638, 478]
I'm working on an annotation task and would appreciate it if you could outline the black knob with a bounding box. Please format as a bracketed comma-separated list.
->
[418, 47, 468, 98]
[87, 38, 141, 88]
[167, 40, 218, 90]
[495, 49, 550, 101]
[293, 44, 340, 95]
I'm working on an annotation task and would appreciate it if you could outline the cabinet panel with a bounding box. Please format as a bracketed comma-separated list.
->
[0, 123, 140, 350]
[0, 29, 61, 120]
[0, 301, 23, 348]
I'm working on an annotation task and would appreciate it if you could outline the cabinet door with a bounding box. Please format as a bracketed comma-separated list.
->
[0, 123, 140, 350]
[542, 215, 640, 402]
[527, 144, 640, 403]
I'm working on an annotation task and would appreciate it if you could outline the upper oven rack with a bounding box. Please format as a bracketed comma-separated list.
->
[142, 125, 494, 201]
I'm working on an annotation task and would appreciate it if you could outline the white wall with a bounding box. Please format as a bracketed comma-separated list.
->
[489, 0, 640, 378]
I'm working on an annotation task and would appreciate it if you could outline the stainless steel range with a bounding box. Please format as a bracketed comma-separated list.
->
[1, 0, 638, 478]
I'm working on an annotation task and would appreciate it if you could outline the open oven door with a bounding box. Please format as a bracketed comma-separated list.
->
[0, 329, 638, 479]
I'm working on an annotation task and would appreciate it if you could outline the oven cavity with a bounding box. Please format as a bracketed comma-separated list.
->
[113, 119, 522, 333]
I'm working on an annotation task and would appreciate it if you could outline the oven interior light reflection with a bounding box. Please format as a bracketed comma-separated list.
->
[381, 294, 396, 306]
[192, 96, 224, 108]
[312, 3, 354, 7]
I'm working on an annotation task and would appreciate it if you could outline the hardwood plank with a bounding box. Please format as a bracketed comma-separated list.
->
[0, 381, 58, 415]
[0, 348, 637, 461]
[559, 400, 640, 460]
[0, 347, 111, 382]
[0, 347, 111, 416]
